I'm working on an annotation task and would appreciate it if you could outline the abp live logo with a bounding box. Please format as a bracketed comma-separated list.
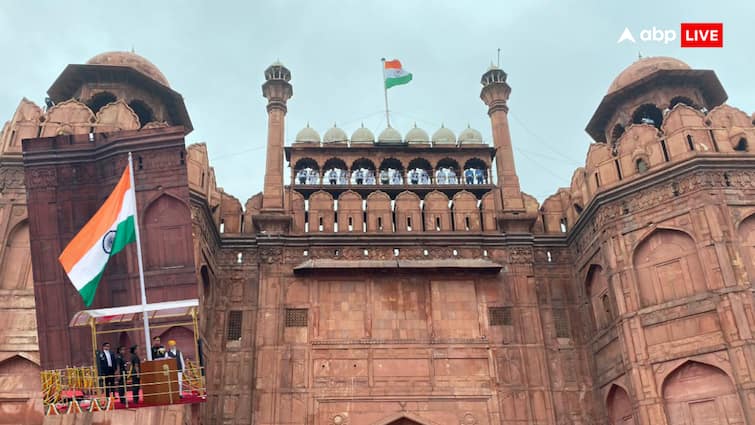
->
[681, 23, 723, 47]
[617, 23, 723, 48]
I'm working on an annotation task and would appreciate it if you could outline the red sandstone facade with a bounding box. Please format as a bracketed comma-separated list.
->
[0, 52, 753, 425]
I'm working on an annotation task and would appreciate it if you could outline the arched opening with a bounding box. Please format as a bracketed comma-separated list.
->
[586, 265, 610, 329]
[435, 158, 460, 184]
[631, 104, 663, 129]
[143, 195, 192, 270]
[350, 158, 376, 185]
[574, 204, 584, 215]
[407, 158, 432, 185]
[200, 265, 211, 300]
[611, 123, 626, 144]
[322, 158, 348, 185]
[0, 221, 33, 290]
[86, 91, 117, 113]
[635, 158, 649, 174]
[294, 157, 320, 185]
[128, 100, 155, 128]
[633, 229, 706, 307]
[463, 158, 488, 184]
[738, 214, 755, 280]
[734, 137, 748, 152]
[669, 96, 696, 110]
[663, 361, 745, 424]
[157, 326, 197, 361]
[378, 158, 404, 184]
[606, 384, 634, 425]
[385, 419, 424, 425]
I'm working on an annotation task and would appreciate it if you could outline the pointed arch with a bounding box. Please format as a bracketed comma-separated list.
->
[737, 213, 755, 279]
[395, 191, 421, 233]
[586, 264, 611, 329]
[337, 191, 363, 233]
[308, 191, 335, 232]
[0, 220, 32, 290]
[632, 228, 706, 307]
[142, 193, 192, 269]
[289, 191, 306, 233]
[424, 191, 451, 231]
[606, 384, 634, 425]
[371, 412, 438, 425]
[662, 360, 744, 425]
[480, 191, 498, 232]
[452, 190, 480, 231]
[41, 99, 95, 137]
[366, 191, 392, 233]
[0, 355, 41, 392]
[95, 100, 140, 133]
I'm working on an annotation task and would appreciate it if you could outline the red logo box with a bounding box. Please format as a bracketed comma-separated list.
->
[681, 23, 723, 47]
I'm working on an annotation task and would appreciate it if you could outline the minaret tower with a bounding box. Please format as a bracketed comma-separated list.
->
[480, 65, 534, 232]
[256, 61, 293, 233]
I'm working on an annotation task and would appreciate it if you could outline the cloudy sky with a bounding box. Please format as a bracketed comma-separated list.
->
[1, 1, 753, 203]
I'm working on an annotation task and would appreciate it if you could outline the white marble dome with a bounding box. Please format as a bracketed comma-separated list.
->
[350, 124, 375, 144]
[323, 123, 348, 144]
[432, 125, 457, 145]
[458, 125, 484, 144]
[377, 126, 403, 144]
[405, 124, 430, 144]
[294, 123, 321, 144]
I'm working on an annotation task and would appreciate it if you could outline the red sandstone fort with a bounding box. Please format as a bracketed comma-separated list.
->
[0, 52, 754, 424]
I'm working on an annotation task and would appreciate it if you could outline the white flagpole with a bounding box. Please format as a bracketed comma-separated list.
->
[381, 58, 391, 128]
[128, 152, 153, 361]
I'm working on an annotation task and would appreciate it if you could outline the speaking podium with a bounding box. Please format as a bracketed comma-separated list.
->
[141, 358, 180, 404]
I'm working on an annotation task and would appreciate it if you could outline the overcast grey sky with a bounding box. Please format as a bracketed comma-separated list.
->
[1, 1, 753, 203]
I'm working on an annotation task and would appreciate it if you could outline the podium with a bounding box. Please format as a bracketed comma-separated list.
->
[141, 358, 180, 404]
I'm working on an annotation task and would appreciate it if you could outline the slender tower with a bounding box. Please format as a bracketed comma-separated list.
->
[480, 65, 534, 232]
[256, 62, 293, 233]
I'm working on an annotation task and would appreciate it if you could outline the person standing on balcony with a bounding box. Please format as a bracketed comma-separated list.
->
[97, 342, 116, 398]
[129, 345, 141, 404]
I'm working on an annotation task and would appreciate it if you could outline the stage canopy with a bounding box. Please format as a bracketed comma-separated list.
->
[69, 299, 199, 327]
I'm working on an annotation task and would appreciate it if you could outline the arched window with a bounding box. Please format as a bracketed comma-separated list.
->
[633, 229, 706, 306]
[378, 158, 404, 185]
[462, 158, 488, 185]
[636, 158, 649, 174]
[0, 221, 32, 290]
[294, 158, 320, 185]
[632, 104, 663, 129]
[611, 123, 625, 144]
[86, 91, 117, 113]
[350, 158, 376, 185]
[128, 100, 155, 128]
[407, 158, 432, 185]
[435, 158, 460, 184]
[663, 362, 745, 424]
[322, 158, 348, 185]
[669, 96, 696, 109]
[734, 137, 748, 152]
[606, 385, 634, 425]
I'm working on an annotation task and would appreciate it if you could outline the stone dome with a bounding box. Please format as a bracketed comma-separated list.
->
[351, 124, 375, 144]
[432, 125, 457, 145]
[405, 124, 430, 144]
[377, 126, 403, 144]
[323, 124, 348, 144]
[295, 123, 320, 144]
[458, 125, 483, 144]
[607, 56, 690, 94]
[87, 51, 170, 87]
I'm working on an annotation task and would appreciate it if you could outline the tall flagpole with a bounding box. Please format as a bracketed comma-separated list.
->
[381, 58, 391, 127]
[128, 152, 153, 361]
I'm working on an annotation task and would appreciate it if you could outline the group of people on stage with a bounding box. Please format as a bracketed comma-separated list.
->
[96, 336, 185, 404]
[295, 167, 487, 186]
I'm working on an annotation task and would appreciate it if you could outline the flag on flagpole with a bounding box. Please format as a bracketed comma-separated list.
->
[384, 59, 412, 89]
[59, 165, 137, 307]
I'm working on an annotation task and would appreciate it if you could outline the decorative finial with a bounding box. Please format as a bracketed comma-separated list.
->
[360, 122, 365, 128]
[131, 45, 135, 53]
[497, 48, 501, 67]
[638, 51, 643, 60]
[306, 121, 310, 128]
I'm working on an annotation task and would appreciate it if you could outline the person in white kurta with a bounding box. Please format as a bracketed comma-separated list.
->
[163, 340, 185, 397]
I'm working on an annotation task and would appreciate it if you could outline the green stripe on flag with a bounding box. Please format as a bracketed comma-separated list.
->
[386, 73, 412, 89]
[79, 267, 106, 307]
[77, 216, 136, 307]
[111, 216, 136, 256]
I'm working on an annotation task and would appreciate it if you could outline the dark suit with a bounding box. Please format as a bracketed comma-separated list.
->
[97, 350, 116, 397]
[114, 354, 127, 403]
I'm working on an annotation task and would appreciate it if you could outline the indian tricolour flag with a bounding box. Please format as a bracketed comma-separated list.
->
[383, 59, 412, 89]
[59, 165, 137, 307]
